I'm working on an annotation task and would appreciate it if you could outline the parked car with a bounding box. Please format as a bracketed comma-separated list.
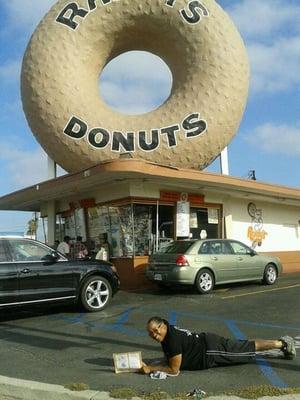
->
[146, 239, 282, 293]
[0, 236, 120, 312]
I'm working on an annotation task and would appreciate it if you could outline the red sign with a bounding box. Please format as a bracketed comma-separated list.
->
[160, 191, 204, 204]
[79, 198, 96, 208]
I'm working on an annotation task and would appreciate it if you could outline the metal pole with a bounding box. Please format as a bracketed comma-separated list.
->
[220, 147, 229, 175]
[156, 201, 159, 251]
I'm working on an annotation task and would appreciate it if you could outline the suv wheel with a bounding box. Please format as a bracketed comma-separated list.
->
[80, 275, 112, 312]
[195, 269, 214, 294]
[263, 264, 277, 285]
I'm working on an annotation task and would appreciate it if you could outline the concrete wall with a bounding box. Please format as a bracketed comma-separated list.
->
[262, 251, 300, 274]
[222, 198, 300, 274]
[223, 198, 300, 251]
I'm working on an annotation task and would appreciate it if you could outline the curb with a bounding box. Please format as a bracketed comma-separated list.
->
[0, 375, 108, 400]
[0, 375, 299, 400]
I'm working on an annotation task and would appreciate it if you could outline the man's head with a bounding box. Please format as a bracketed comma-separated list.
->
[64, 235, 71, 243]
[147, 316, 168, 343]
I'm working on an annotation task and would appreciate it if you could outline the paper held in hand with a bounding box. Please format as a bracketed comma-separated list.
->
[113, 351, 142, 373]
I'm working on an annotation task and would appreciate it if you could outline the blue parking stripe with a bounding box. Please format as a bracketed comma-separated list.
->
[115, 307, 135, 324]
[225, 320, 288, 388]
[169, 311, 177, 325]
[111, 307, 147, 336]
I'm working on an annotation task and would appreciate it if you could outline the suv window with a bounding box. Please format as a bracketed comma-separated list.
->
[8, 239, 52, 262]
[159, 241, 195, 254]
[0, 239, 11, 262]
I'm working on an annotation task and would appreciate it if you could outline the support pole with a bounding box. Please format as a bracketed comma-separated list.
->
[47, 157, 57, 245]
[47, 201, 56, 246]
[220, 147, 229, 175]
[47, 156, 57, 179]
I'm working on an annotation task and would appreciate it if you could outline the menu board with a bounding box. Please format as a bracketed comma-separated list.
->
[176, 201, 190, 237]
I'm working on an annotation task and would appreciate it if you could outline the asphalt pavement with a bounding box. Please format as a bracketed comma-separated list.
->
[0, 273, 299, 399]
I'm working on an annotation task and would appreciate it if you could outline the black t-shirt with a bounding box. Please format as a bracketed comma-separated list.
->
[161, 324, 207, 370]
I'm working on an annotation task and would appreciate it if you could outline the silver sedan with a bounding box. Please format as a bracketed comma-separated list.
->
[146, 239, 282, 293]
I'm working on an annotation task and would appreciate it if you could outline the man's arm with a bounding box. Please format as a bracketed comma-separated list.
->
[140, 354, 182, 375]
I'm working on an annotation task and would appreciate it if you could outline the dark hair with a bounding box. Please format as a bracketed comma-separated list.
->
[64, 235, 71, 242]
[76, 236, 83, 241]
[147, 316, 168, 326]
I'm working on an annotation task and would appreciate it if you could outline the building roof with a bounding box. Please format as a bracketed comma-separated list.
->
[0, 158, 299, 211]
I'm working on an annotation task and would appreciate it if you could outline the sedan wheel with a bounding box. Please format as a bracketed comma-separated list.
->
[263, 264, 277, 285]
[195, 269, 214, 294]
[80, 275, 112, 312]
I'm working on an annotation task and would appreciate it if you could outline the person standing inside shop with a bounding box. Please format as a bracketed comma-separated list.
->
[57, 236, 71, 256]
[95, 241, 109, 261]
[73, 235, 88, 259]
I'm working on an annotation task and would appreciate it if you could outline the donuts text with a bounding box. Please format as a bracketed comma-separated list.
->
[63, 113, 207, 152]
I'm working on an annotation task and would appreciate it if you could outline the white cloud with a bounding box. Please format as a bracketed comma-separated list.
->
[0, 60, 21, 83]
[228, 0, 300, 39]
[224, 0, 300, 95]
[3, 0, 56, 33]
[101, 51, 172, 84]
[100, 80, 171, 115]
[248, 36, 300, 94]
[244, 122, 300, 156]
[100, 51, 172, 114]
[0, 142, 48, 192]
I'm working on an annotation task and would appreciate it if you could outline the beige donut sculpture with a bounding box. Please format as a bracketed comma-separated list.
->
[21, 0, 249, 173]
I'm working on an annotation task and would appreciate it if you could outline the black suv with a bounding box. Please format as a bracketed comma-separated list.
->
[0, 237, 120, 312]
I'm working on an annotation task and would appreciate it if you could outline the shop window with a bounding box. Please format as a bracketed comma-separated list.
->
[88, 205, 110, 256]
[109, 205, 133, 257]
[58, 209, 86, 241]
[133, 205, 153, 256]
[190, 207, 220, 239]
[158, 205, 174, 250]
[86, 202, 230, 257]
[88, 205, 134, 258]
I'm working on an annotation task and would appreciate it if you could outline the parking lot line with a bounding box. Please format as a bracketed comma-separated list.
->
[225, 320, 288, 388]
[221, 283, 300, 300]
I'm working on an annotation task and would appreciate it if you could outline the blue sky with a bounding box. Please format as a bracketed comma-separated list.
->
[0, 0, 300, 233]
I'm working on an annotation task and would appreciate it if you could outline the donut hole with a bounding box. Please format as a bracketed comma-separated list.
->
[99, 51, 173, 115]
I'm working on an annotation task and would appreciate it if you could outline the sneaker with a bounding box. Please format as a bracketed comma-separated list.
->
[280, 336, 296, 360]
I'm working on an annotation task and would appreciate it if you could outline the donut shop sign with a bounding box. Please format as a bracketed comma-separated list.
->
[56, 0, 209, 30]
[64, 113, 207, 153]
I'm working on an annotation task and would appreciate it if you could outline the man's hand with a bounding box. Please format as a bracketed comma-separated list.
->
[140, 362, 151, 374]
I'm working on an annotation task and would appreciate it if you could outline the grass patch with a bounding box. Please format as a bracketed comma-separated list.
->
[143, 390, 172, 400]
[109, 385, 300, 399]
[64, 382, 90, 391]
[110, 388, 196, 400]
[223, 385, 300, 399]
[110, 388, 140, 399]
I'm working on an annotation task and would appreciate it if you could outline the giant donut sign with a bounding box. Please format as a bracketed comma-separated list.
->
[21, 0, 249, 173]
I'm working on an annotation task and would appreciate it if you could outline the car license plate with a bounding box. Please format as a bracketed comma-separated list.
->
[154, 274, 162, 281]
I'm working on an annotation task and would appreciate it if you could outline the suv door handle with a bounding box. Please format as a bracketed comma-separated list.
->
[21, 268, 31, 274]
[212, 256, 218, 260]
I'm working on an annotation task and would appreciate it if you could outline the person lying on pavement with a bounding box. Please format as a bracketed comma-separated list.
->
[140, 316, 296, 376]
